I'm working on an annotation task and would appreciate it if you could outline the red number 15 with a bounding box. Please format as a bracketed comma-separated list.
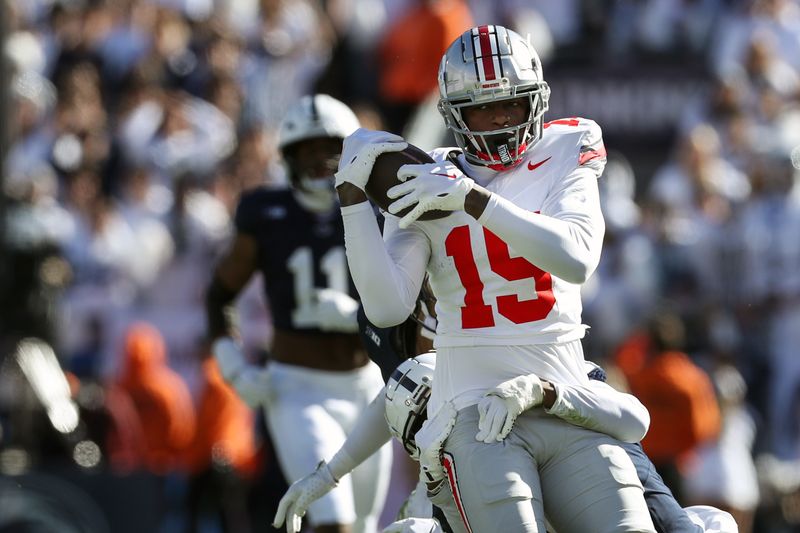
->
[445, 225, 555, 329]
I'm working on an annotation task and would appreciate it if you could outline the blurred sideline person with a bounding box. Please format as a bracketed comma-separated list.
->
[115, 321, 196, 475]
[184, 357, 261, 533]
[205, 94, 391, 533]
[334, 25, 654, 532]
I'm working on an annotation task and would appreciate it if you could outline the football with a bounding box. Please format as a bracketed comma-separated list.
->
[365, 144, 451, 221]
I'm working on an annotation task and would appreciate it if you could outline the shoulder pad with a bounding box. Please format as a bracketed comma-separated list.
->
[544, 118, 607, 176]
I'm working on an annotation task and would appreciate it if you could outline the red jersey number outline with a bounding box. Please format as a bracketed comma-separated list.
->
[445, 224, 555, 329]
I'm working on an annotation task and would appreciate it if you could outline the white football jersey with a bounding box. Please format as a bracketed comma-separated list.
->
[383, 117, 607, 348]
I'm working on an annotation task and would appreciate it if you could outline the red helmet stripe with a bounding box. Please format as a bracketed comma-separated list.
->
[443, 452, 474, 533]
[477, 25, 497, 81]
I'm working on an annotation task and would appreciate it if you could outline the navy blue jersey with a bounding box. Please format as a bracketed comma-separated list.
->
[622, 443, 702, 533]
[235, 187, 357, 332]
[357, 307, 413, 382]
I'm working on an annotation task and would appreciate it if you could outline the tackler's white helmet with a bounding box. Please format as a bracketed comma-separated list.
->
[384, 353, 436, 459]
[437, 25, 550, 170]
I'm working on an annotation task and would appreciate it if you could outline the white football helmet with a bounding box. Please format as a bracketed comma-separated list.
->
[278, 94, 360, 151]
[278, 94, 360, 211]
[437, 25, 550, 170]
[384, 353, 436, 459]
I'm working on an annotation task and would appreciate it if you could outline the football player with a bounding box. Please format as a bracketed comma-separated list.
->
[206, 94, 391, 533]
[273, 349, 738, 533]
[334, 25, 654, 532]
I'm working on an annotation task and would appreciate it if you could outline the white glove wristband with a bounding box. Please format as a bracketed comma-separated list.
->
[273, 461, 338, 533]
[476, 374, 544, 442]
[335, 128, 408, 191]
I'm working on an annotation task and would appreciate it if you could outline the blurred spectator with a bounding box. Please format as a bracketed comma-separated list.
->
[712, 0, 800, 76]
[113, 321, 196, 474]
[5, 71, 57, 181]
[582, 152, 659, 362]
[376, 0, 473, 133]
[648, 124, 750, 221]
[616, 309, 722, 502]
[185, 358, 260, 533]
[313, 0, 388, 104]
[728, 150, 800, 461]
[607, 0, 727, 65]
[117, 88, 236, 184]
[238, 0, 336, 129]
[684, 363, 760, 533]
[76, 378, 147, 473]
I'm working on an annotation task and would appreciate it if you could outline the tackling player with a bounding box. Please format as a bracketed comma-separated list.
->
[272, 342, 737, 532]
[206, 94, 391, 533]
[334, 25, 653, 532]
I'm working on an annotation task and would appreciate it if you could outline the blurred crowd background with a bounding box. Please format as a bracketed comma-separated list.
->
[2, 0, 800, 532]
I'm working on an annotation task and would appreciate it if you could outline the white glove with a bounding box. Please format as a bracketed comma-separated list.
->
[476, 374, 544, 443]
[212, 337, 247, 382]
[273, 461, 338, 533]
[383, 517, 443, 533]
[415, 401, 457, 488]
[229, 367, 272, 408]
[316, 288, 359, 333]
[387, 162, 474, 228]
[212, 337, 271, 408]
[335, 128, 408, 191]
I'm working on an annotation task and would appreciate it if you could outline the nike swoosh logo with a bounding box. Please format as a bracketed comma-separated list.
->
[528, 157, 551, 171]
[432, 172, 457, 179]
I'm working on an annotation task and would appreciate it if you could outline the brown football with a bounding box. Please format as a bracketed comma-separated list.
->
[365, 144, 451, 221]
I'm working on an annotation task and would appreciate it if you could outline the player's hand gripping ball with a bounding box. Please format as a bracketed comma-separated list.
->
[365, 143, 450, 221]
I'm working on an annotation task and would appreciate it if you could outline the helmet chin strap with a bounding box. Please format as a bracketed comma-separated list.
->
[293, 175, 337, 213]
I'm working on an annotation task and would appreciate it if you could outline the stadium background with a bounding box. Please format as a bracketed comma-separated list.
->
[1, 0, 800, 532]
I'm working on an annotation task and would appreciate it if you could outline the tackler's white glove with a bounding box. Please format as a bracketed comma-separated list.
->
[387, 162, 474, 228]
[383, 518, 444, 533]
[212, 337, 271, 408]
[415, 401, 457, 491]
[273, 460, 338, 533]
[476, 374, 544, 443]
[335, 128, 408, 191]
[316, 288, 359, 333]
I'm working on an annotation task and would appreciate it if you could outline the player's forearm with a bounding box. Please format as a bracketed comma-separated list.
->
[546, 381, 650, 443]
[205, 274, 240, 340]
[340, 202, 424, 327]
[337, 182, 369, 207]
[475, 192, 602, 284]
[329, 388, 393, 478]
